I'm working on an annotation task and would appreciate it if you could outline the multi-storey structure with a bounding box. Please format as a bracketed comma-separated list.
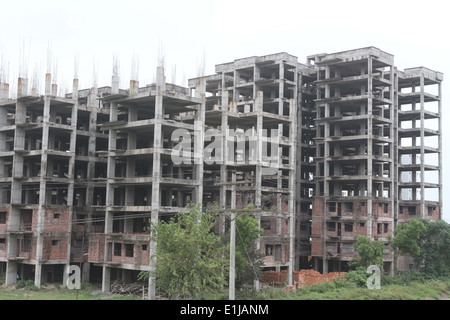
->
[396, 67, 443, 270]
[188, 53, 298, 283]
[0, 46, 443, 297]
[309, 48, 397, 273]
[0, 72, 109, 286]
[307, 48, 442, 273]
[89, 67, 205, 297]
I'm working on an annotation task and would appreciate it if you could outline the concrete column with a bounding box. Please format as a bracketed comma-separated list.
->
[219, 73, 229, 235]
[149, 66, 165, 300]
[102, 266, 111, 293]
[288, 99, 296, 285]
[437, 81, 442, 218]
[0, 82, 9, 101]
[419, 74, 425, 217]
[366, 57, 373, 239]
[193, 77, 205, 205]
[110, 102, 118, 122]
[35, 76, 53, 289]
[254, 91, 263, 272]
[255, 91, 263, 209]
[5, 261, 17, 286]
[17, 78, 28, 98]
[112, 74, 120, 95]
[130, 80, 139, 95]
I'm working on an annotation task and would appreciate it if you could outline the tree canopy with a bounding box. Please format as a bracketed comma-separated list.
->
[139, 203, 228, 299]
[392, 218, 450, 276]
[234, 210, 263, 289]
[349, 235, 385, 270]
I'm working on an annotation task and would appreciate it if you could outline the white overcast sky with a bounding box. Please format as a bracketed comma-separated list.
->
[1, 0, 449, 222]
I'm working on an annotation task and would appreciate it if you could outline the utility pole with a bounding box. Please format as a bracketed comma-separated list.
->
[229, 211, 235, 300]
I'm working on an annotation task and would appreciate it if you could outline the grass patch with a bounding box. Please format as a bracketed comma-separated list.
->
[0, 274, 448, 300]
[287, 279, 450, 300]
[0, 282, 141, 300]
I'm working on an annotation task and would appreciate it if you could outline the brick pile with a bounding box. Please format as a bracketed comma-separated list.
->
[262, 269, 345, 288]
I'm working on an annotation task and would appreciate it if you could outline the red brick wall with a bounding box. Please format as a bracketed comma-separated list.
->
[44, 208, 70, 232]
[110, 241, 150, 265]
[373, 201, 392, 219]
[311, 197, 323, 257]
[312, 197, 324, 217]
[311, 238, 322, 256]
[260, 242, 289, 264]
[88, 234, 105, 263]
[281, 199, 288, 213]
[43, 237, 68, 260]
[261, 217, 277, 235]
[281, 218, 288, 234]
[399, 204, 441, 221]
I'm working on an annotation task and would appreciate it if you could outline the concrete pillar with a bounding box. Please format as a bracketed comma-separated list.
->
[5, 261, 17, 286]
[254, 91, 263, 283]
[193, 77, 205, 205]
[288, 98, 296, 285]
[130, 80, 139, 95]
[366, 57, 374, 239]
[437, 81, 442, 217]
[148, 66, 165, 300]
[102, 266, 111, 293]
[419, 74, 425, 217]
[34, 76, 52, 289]
[112, 74, 120, 95]
[17, 78, 28, 98]
[0, 82, 9, 101]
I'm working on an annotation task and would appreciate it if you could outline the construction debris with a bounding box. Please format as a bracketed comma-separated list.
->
[110, 280, 147, 297]
[262, 269, 345, 288]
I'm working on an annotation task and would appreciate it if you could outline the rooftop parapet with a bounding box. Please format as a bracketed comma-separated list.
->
[400, 67, 443, 82]
[307, 46, 394, 66]
[215, 52, 298, 73]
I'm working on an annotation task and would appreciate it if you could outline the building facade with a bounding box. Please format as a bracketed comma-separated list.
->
[0, 46, 443, 297]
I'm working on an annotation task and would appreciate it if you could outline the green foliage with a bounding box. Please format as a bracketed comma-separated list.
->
[139, 203, 228, 299]
[392, 218, 426, 258]
[392, 218, 450, 276]
[342, 267, 370, 288]
[234, 209, 264, 290]
[418, 219, 450, 276]
[348, 236, 384, 270]
[284, 272, 450, 300]
[15, 280, 37, 291]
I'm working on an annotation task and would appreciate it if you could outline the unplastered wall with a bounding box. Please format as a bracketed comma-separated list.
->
[44, 208, 70, 232]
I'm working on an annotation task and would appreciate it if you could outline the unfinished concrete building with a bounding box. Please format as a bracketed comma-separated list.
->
[188, 53, 298, 282]
[0, 71, 109, 286]
[307, 47, 443, 273]
[396, 67, 443, 270]
[90, 67, 205, 297]
[309, 48, 397, 273]
[0, 46, 443, 296]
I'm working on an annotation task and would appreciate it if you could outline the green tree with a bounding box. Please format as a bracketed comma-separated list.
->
[391, 218, 450, 276]
[391, 218, 426, 263]
[234, 210, 264, 290]
[418, 219, 450, 276]
[348, 236, 385, 270]
[139, 203, 228, 299]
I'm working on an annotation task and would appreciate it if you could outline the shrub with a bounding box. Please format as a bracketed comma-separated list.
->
[341, 267, 369, 288]
[15, 280, 38, 291]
